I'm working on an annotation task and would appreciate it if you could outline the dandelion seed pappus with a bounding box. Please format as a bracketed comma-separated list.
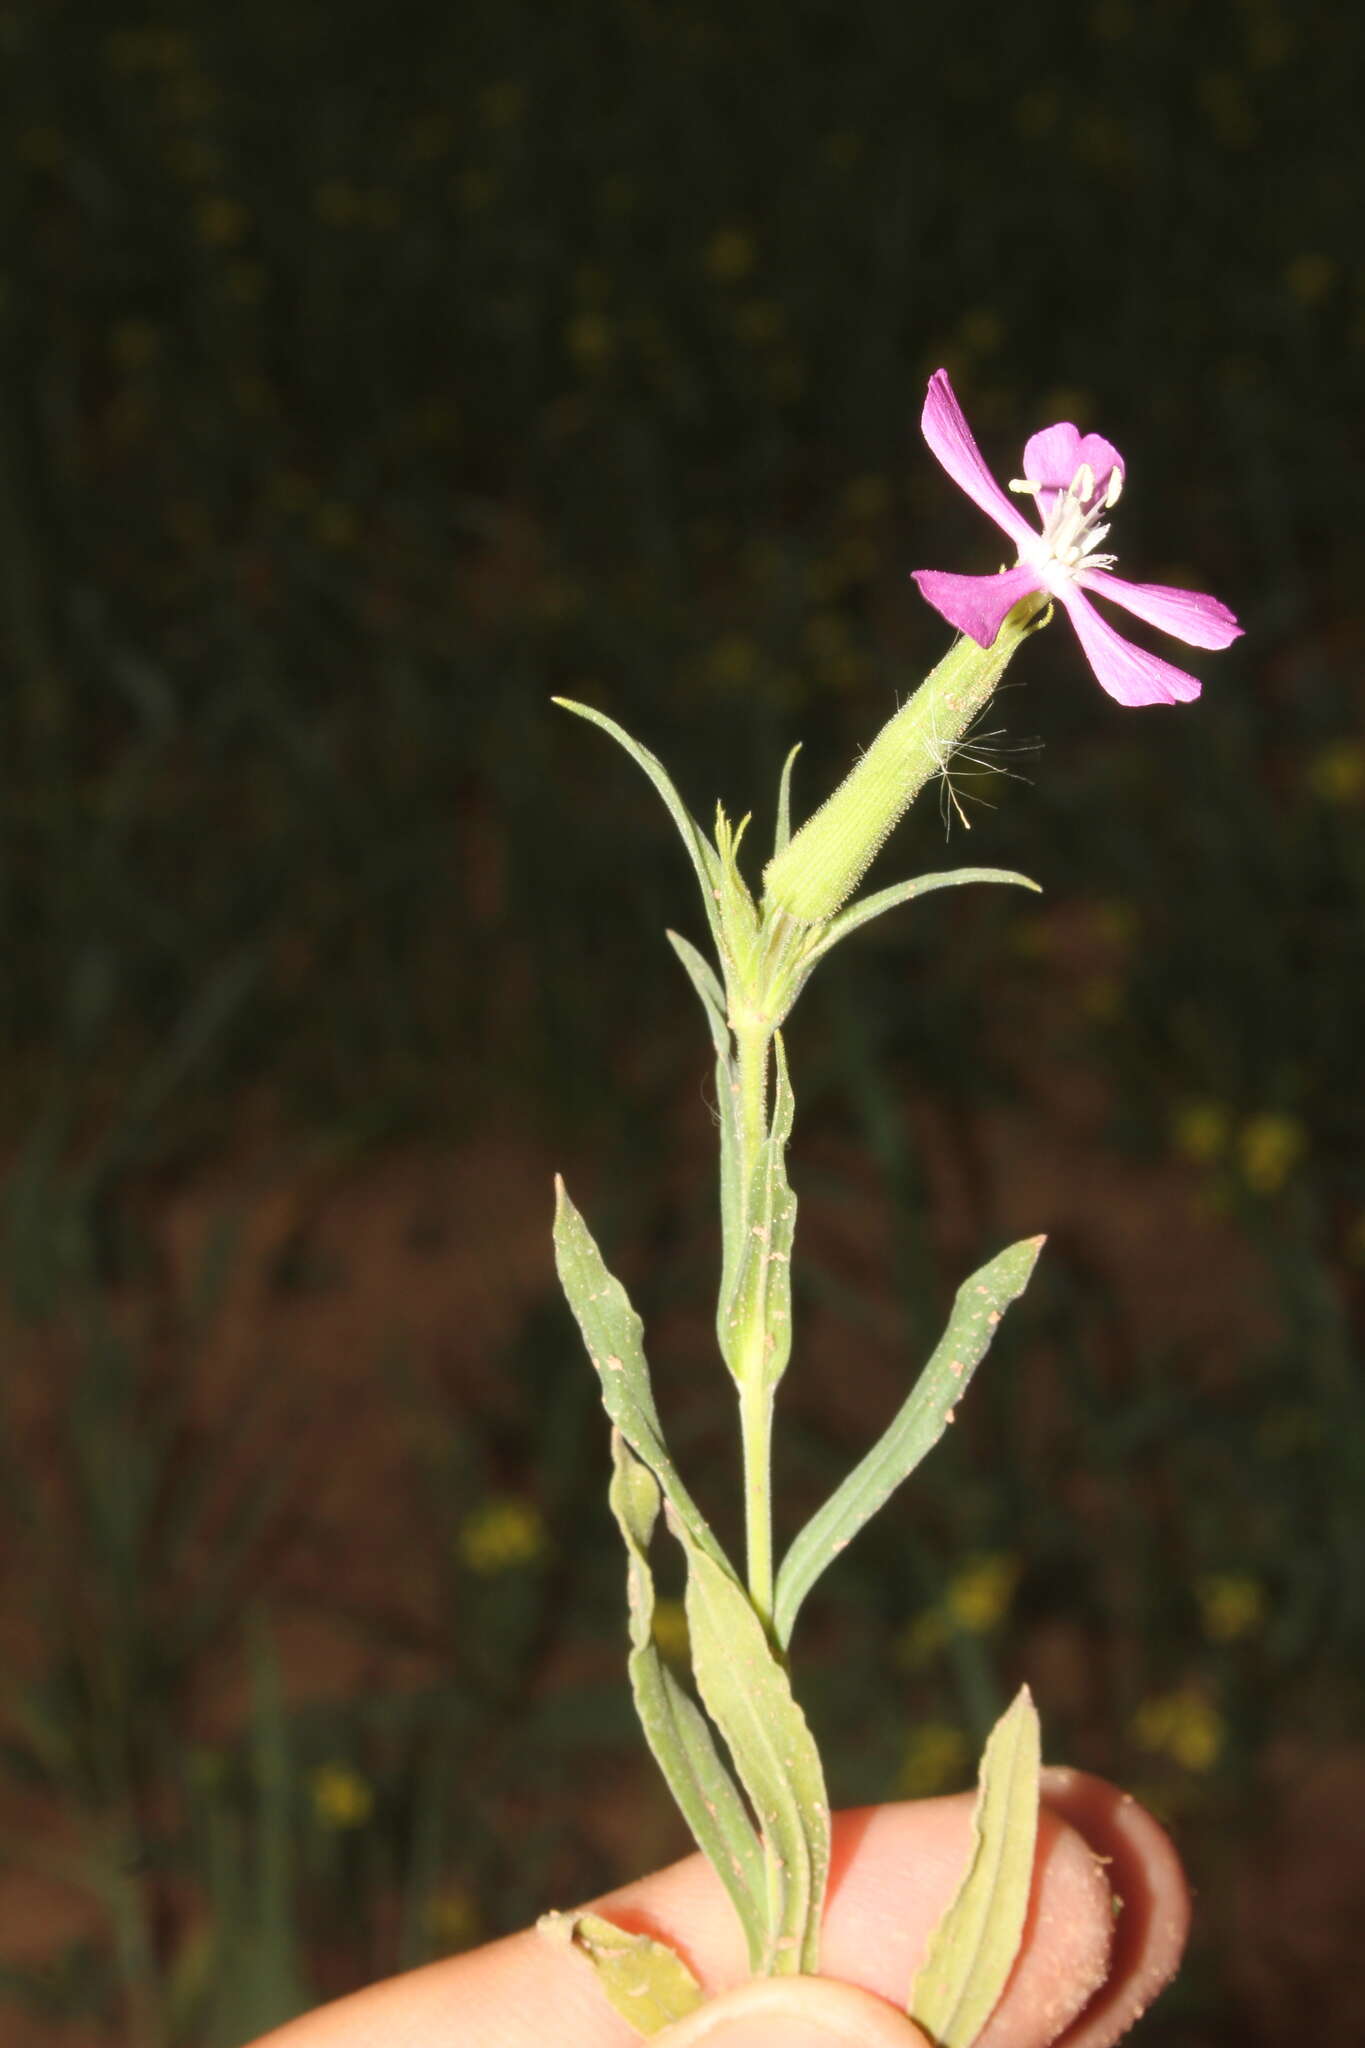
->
[925, 692, 1040, 839]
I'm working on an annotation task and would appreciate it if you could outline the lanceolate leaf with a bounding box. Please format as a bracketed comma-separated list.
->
[665, 930, 744, 1332]
[719, 1033, 796, 1391]
[670, 1504, 831, 1977]
[802, 868, 1041, 969]
[554, 697, 724, 953]
[774, 743, 803, 859]
[608, 1433, 767, 1968]
[537, 1909, 704, 2035]
[907, 1687, 1042, 2048]
[773, 1235, 1045, 1649]
[553, 1176, 729, 1572]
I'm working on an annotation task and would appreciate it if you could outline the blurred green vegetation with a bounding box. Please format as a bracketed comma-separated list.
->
[1, 0, 1362, 2042]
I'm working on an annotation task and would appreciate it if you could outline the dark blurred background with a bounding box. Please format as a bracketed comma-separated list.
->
[1, 0, 1362, 2042]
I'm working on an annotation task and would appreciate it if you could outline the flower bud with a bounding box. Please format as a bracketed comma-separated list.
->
[762, 597, 1045, 925]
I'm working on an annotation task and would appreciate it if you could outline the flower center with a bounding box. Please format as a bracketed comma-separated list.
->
[1009, 460, 1122, 575]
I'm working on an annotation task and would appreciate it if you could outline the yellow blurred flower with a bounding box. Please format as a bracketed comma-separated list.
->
[840, 474, 891, 522]
[18, 126, 66, 170]
[1172, 1101, 1230, 1165]
[707, 635, 763, 690]
[111, 319, 161, 373]
[195, 196, 250, 247]
[1284, 252, 1337, 306]
[1195, 1573, 1266, 1644]
[1091, 0, 1134, 37]
[1080, 974, 1122, 1022]
[767, 354, 806, 403]
[1093, 898, 1138, 950]
[945, 1553, 1020, 1633]
[480, 79, 528, 128]
[458, 1497, 546, 1574]
[1198, 72, 1256, 149]
[1014, 89, 1059, 141]
[315, 502, 357, 550]
[1247, 17, 1293, 66]
[310, 1764, 375, 1829]
[361, 189, 400, 231]
[1131, 1688, 1225, 1772]
[534, 575, 584, 625]
[1308, 740, 1365, 805]
[169, 138, 224, 184]
[821, 130, 863, 171]
[651, 1599, 690, 1663]
[704, 227, 756, 282]
[895, 1608, 948, 1671]
[1237, 1112, 1305, 1194]
[1257, 1402, 1321, 1457]
[407, 114, 454, 162]
[734, 299, 785, 345]
[426, 1884, 481, 1948]
[225, 263, 265, 305]
[958, 309, 1004, 354]
[598, 175, 636, 216]
[897, 1723, 970, 1797]
[453, 169, 498, 213]
[315, 180, 358, 226]
[566, 311, 615, 371]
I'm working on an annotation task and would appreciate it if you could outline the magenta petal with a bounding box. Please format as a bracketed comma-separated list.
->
[1059, 589, 1202, 706]
[911, 563, 1042, 648]
[1022, 423, 1126, 492]
[921, 371, 1036, 550]
[1022, 422, 1084, 489]
[1074, 569, 1242, 650]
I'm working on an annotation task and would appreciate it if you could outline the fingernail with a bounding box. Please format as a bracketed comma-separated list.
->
[655, 1977, 931, 2048]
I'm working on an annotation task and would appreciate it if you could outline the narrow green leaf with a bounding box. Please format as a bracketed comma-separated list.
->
[554, 1176, 729, 1572]
[537, 1909, 705, 2035]
[908, 1686, 1042, 2047]
[665, 931, 744, 1339]
[719, 1032, 796, 1390]
[670, 1505, 831, 1976]
[803, 868, 1041, 968]
[774, 742, 802, 858]
[554, 698, 723, 952]
[773, 1235, 1045, 1648]
[608, 1433, 767, 1967]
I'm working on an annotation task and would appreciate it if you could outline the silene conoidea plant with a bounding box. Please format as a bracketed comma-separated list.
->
[538, 370, 1242, 2040]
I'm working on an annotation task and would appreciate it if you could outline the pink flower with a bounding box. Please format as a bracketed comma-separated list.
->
[911, 370, 1242, 706]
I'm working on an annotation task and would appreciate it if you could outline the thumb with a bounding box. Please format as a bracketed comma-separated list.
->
[655, 1976, 932, 2048]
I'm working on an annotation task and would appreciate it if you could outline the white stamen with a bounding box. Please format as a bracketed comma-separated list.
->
[1104, 467, 1124, 509]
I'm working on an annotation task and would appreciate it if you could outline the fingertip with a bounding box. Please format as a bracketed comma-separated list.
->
[1039, 1769, 1191, 2048]
[654, 1976, 933, 2048]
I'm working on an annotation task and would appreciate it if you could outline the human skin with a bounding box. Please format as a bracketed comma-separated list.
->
[251, 1767, 1188, 2048]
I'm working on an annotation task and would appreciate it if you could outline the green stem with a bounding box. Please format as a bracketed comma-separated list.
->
[740, 1374, 776, 1630]
[733, 1022, 776, 1625]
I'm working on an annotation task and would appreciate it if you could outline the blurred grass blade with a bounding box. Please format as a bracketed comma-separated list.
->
[553, 698, 723, 951]
[803, 869, 1041, 967]
[908, 1686, 1041, 2047]
[242, 1617, 311, 2032]
[553, 1175, 731, 1572]
[538, 1909, 704, 2034]
[774, 742, 802, 858]
[670, 1503, 831, 1976]
[607, 1433, 766, 1966]
[773, 1235, 1045, 1648]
